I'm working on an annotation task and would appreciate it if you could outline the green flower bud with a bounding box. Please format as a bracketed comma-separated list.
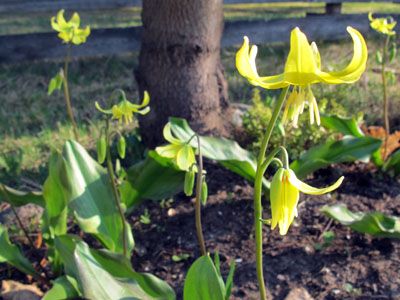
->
[117, 135, 126, 159]
[97, 135, 107, 164]
[201, 176, 208, 206]
[184, 169, 195, 196]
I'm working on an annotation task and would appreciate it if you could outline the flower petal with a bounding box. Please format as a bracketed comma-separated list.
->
[69, 12, 80, 28]
[162, 123, 181, 145]
[270, 168, 284, 230]
[176, 145, 196, 171]
[155, 144, 182, 159]
[318, 27, 367, 84]
[287, 169, 344, 195]
[236, 36, 288, 89]
[95, 102, 112, 114]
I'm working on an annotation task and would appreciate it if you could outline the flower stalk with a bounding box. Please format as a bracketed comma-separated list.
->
[381, 35, 390, 157]
[104, 119, 128, 257]
[253, 87, 288, 300]
[62, 45, 79, 140]
[194, 135, 206, 256]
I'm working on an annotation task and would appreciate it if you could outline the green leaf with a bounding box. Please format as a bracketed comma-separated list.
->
[55, 235, 176, 300]
[58, 140, 134, 254]
[383, 150, 400, 176]
[48, 72, 63, 95]
[0, 224, 38, 277]
[0, 184, 44, 207]
[121, 150, 185, 210]
[225, 261, 236, 300]
[183, 255, 225, 300]
[321, 204, 400, 239]
[320, 115, 364, 138]
[43, 276, 80, 300]
[291, 136, 382, 178]
[42, 152, 68, 238]
[169, 118, 266, 187]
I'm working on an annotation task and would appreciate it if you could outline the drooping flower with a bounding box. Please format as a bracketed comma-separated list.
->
[51, 9, 91, 45]
[95, 91, 150, 124]
[270, 167, 343, 235]
[369, 13, 396, 36]
[156, 123, 196, 171]
[236, 27, 368, 127]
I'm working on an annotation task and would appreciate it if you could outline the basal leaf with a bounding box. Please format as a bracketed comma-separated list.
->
[58, 140, 133, 254]
[291, 136, 382, 178]
[0, 224, 38, 277]
[121, 150, 185, 210]
[0, 184, 44, 207]
[55, 235, 175, 300]
[321, 204, 400, 239]
[43, 276, 80, 300]
[183, 255, 225, 300]
[321, 115, 364, 138]
[383, 150, 400, 176]
[169, 118, 266, 186]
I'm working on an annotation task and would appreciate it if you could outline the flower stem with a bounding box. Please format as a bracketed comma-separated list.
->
[194, 135, 206, 256]
[105, 119, 128, 257]
[253, 87, 289, 300]
[381, 35, 390, 159]
[62, 45, 79, 141]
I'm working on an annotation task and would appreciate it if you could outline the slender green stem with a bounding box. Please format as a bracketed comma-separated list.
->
[105, 119, 128, 257]
[381, 35, 390, 158]
[194, 135, 206, 256]
[253, 87, 289, 300]
[62, 45, 79, 140]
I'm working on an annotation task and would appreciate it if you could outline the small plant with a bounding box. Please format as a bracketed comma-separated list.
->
[139, 209, 151, 225]
[48, 10, 91, 140]
[314, 230, 335, 250]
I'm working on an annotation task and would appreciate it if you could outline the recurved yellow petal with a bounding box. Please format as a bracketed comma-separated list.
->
[287, 169, 344, 195]
[162, 123, 181, 145]
[176, 144, 196, 171]
[318, 27, 368, 83]
[155, 144, 182, 159]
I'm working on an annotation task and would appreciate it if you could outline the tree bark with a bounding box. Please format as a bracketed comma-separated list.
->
[136, 0, 229, 148]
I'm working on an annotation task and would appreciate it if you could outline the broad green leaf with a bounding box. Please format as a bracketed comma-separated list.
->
[0, 224, 38, 277]
[322, 204, 400, 239]
[48, 72, 63, 95]
[169, 118, 265, 186]
[42, 152, 68, 238]
[291, 136, 382, 178]
[183, 255, 225, 300]
[58, 140, 133, 254]
[55, 235, 175, 300]
[383, 150, 400, 176]
[0, 184, 44, 207]
[320, 115, 364, 138]
[121, 150, 185, 210]
[43, 276, 80, 300]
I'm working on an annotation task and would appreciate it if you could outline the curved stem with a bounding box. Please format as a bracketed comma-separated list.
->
[62, 45, 79, 140]
[253, 87, 289, 300]
[105, 119, 128, 257]
[381, 35, 390, 159]
[194, 135, 206, 256]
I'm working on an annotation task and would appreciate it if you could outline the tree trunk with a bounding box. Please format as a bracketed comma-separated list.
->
[135, 0, 229, 148]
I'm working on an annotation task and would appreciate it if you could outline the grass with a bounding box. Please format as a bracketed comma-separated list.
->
[0, 2, 399, 35]
[0, 3, 399, 185]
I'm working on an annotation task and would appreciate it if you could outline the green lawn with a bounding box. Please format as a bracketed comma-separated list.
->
[0, 3, 399, 185]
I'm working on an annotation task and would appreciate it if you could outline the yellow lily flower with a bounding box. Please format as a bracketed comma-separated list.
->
[156, 123, 196, 171]
[270, 167, 344, 235]
[369, 13, 396, 36]
[236, 27, 368, 127]
[95, 91, 150, 124]
[51, 9, 91, 45]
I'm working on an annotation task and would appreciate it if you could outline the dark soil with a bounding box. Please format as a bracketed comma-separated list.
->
[130, 162, 400, 300]
[1, 162, 400, 299]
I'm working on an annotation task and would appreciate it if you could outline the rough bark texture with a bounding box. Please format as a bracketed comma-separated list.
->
[136, 0, 229, 147]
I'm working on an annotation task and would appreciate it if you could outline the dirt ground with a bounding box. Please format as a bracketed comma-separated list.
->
[1, 162, 399, 299]
[130, 162, 400, 300]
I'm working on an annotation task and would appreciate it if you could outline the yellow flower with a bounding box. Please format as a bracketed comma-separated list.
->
[95, 91, 150, 124]
[236, 27, 368, 127]
[270, 167, 343, 235]
[51, 9, 90, 45]
[369, 13, 396, 36]
[156, 123, 196, 171]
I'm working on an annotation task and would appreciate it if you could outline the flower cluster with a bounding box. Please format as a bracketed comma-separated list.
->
[51, 9, 91, 45]
[369, 13, 396, 36]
